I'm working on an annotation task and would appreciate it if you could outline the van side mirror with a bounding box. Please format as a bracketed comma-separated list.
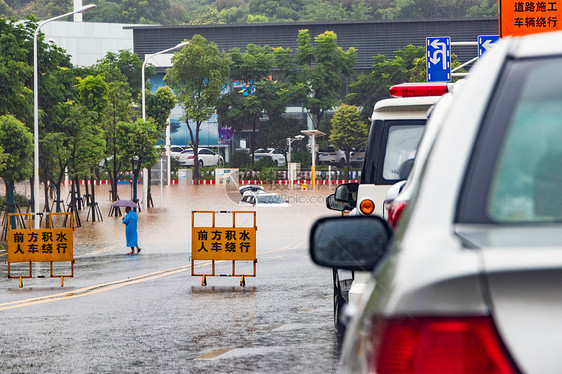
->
[326, 194, 354, 211]
[334, 182, 359, 206]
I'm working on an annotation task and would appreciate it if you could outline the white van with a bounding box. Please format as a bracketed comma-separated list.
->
[326, 84, 448, 333]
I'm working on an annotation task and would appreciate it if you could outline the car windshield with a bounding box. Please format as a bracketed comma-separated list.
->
[257, 194, 284, 204]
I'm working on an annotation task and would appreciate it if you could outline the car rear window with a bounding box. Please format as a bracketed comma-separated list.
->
[361, 119, 426, 185]
[382, 124, 425, 180]
[458, 56, 562, 224]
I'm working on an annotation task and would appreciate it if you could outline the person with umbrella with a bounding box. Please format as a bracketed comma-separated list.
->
[122, 206, 141, 255]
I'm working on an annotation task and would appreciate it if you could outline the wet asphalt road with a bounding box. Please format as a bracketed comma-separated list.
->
[0, 183, 342, 373]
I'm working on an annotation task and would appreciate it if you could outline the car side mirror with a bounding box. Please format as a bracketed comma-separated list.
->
[326, 194, 353, 212]
[309, 216, 392, 271]
[334, 182, 359, 206]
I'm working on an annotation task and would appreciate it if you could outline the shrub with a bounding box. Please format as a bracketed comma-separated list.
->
[254, 156, 275, 171]
[290, 150, 312, 169]
[230, 150, 252, 168]
[260, 167, 277, 184]
[0, 193, 31, 210]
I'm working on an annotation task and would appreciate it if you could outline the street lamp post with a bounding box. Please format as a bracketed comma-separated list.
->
[301, 130, 325, 190]
[286, 134, 305, 163]
[141, 41, 189, 122]
[140, 41, 189, 209]
[33, 4, 96, 229]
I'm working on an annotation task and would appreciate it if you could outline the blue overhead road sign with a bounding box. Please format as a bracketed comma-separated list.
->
[426, 37, 451, 82]
[478, 35, 499, 58]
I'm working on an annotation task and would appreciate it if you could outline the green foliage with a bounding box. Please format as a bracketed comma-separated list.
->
[116, 118, 162, 172]
[259, 167, 277, 183]
[254, 156, 275, 170]
[345, 44, 425, 119]
[285, 29, 357, 130]
[290, 149, 312, 169]
[0, 19, 33, 123]
[248, 0, 303, 21]
[96, 50, 148, 100]
[164, 34, 230, 182]
[0, 115, 33, 183]
[6, 0, 497, 24]
[329, 104, 368, 168]
[230, 150, 252, 168]
[146, 86, 176, 133]
[257, 115, 305, 151]
[0, 193, 30, 211]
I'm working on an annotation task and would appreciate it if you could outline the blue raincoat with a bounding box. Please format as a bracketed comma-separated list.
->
[122, 210, 138, 247]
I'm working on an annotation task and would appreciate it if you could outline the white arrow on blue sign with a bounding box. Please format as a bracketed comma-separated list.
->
[426, 37, 451, 82]
[478, 35, 499, 58]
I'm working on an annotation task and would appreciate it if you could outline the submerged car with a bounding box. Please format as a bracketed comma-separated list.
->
[311, 31, 562, 373]
[239, 192, 289, 207]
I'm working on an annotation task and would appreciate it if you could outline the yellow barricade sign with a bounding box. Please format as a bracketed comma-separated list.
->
[8, 228, 73, 263]
[192, 227, 255, 261]
[191, 211, 257, 286]
[6, 213, 75, 283]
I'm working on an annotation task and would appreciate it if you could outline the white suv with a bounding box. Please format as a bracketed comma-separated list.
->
[326, 87, 445, 333]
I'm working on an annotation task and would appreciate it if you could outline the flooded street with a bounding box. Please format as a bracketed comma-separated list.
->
[0, 182, 343, 373]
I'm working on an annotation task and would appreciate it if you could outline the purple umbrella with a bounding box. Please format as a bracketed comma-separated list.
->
[111, 200, 137, 208]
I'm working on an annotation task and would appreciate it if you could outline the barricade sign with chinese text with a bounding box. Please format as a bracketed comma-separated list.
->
[500, 0, 562, 37]
[7, 213, 74, 281]
[191, 211, 257, 286]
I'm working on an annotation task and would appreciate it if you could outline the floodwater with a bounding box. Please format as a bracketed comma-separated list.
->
[0, 181, 344, 373]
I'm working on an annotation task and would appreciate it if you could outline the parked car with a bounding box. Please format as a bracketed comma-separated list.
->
[167, 146, 188, 159]
[239, 191, 289, 207]
[311, 31, 562, 373]
[318, 145, 365, 168]
[176, 148, 224, 167]
[253, 148, 286, 166]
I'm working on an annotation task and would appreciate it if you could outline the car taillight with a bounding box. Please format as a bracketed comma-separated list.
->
[389, 83, 448, 97]
[188, 155, 195, 159]
[387, 200, 407, 229]
[360, 199, 375, 215]
[369, 316, 516, 374]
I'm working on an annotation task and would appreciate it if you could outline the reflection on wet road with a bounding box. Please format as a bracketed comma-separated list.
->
[0, 183, 342, 373]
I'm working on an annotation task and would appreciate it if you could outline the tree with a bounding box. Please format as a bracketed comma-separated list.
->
[103, 80, 133, 202]
[96, 50, 150, 103]
[116, 118, 161, 204]
[164, 34, 230, 184]
[216, 44, 280, 161]
[0, 18, 33, 124]
[145, 86, 176, 133]
[345, 45, 425, 119]
[0, 115, 33, 218]
[248, 0, 304, 22]
[145, 85, 176, 203]
[329, 104, 368, 169]
[275, 30, 356, 130]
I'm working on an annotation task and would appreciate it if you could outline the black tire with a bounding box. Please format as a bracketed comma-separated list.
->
[333, 269, 346, 336]
[199, 160, 204, 168]
[338, 158, 346, 169]
[218, 158, 224, 166]
[274, 160, 278, 167]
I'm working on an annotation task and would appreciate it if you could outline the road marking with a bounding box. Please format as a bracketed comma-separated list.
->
[0, 242, 301, 311]
[0, 263, 211, 311]
[194, 348, 232, 360]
